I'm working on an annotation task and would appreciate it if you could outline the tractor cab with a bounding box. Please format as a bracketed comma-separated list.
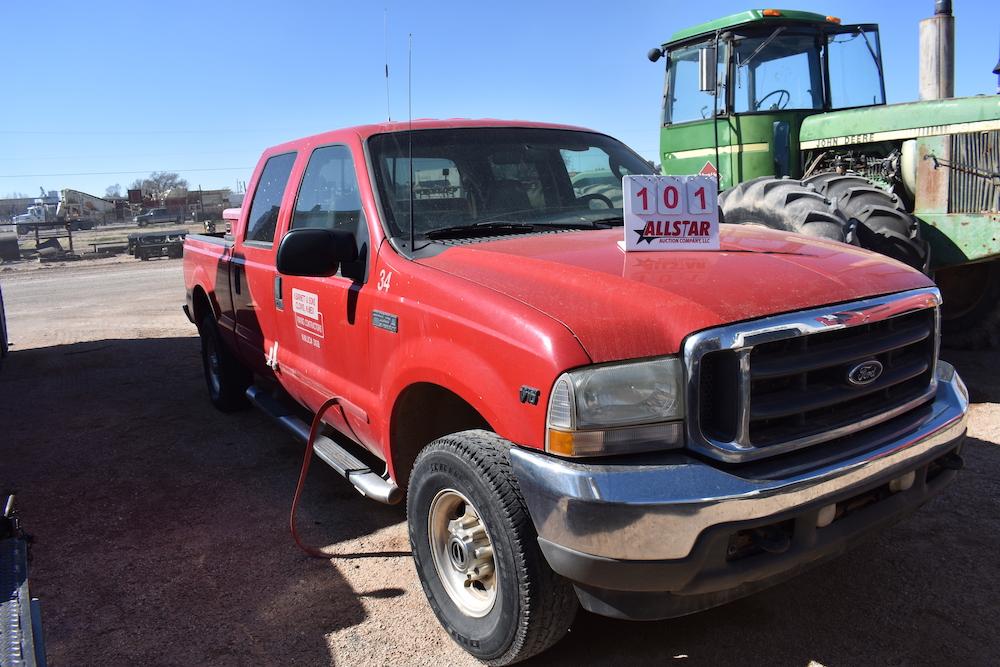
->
[652, 9, 885, 187]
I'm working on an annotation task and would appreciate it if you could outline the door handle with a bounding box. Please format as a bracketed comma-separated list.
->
[274, 275, 283, 310]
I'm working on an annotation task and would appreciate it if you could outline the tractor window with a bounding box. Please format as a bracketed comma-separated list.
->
[827, 26, 885, 109]
[733, 32, 824, 113]
[665, 42, 725, 124]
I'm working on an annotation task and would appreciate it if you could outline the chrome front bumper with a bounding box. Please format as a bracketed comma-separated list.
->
[510, 362, 968, 563]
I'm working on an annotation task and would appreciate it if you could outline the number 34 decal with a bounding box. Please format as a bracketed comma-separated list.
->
[377, 269, 393, 292]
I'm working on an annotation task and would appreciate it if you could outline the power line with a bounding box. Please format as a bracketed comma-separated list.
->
[0, 128, 292, 136]
[0, 150, 255, 162]
[0, 167, 251, 178]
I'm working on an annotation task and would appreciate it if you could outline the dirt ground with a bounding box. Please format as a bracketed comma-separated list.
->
[1, 259, 998, 666]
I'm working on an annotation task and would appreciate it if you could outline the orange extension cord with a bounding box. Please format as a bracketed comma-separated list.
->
[289, 396, 355, 559]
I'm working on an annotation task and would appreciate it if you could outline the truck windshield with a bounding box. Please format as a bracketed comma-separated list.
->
[368, 127, 652, 240]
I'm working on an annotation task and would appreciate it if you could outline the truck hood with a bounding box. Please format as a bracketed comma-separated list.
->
[800, 96, 1000, 148]
[420, 226, 933, 363]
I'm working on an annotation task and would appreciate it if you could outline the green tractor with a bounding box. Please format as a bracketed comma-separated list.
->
[648, 5, 1000, 348]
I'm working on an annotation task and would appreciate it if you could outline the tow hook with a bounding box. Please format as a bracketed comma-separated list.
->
[938, 452, 965, 471]
[750, 525, 791, 554]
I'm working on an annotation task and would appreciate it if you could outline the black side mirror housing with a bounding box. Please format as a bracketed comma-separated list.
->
[276, 228, 358, 277]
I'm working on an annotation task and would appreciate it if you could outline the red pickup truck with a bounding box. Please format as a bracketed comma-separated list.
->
[184, 119, 968, 664]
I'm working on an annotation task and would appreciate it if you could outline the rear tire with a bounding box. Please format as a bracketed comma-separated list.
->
[408, 431, 577, 665]
[719, 176, 851, 242]
[198, 313, 251, 411]
[938, 259, 1000, 349]
[0, 287, 8, 359]
[804, 173, 928, 271]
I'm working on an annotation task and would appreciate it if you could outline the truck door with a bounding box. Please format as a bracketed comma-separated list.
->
[232, 151, 297, 376]
[272, 144, 376, 448]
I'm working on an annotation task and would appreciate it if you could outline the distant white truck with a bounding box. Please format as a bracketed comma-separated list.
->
[12, 189, 114, 235]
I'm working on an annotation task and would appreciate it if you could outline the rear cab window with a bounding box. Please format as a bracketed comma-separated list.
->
[245, 152, 297, 244]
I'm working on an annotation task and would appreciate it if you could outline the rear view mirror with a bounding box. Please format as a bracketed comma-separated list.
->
[698, 46, 717, 93]
[276, 228, 358, 277]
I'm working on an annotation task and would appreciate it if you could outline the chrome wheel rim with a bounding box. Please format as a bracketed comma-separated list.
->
[427, 488, 497, 617]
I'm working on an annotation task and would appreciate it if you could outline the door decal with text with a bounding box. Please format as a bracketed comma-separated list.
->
[291, 288, 324, 347]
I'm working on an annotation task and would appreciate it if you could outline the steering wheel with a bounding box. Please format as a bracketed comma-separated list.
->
[578, 193, 614, 209]
[756, 89, 790, 111]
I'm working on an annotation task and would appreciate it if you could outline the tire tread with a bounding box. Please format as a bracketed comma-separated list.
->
[409, 431, 577, 665]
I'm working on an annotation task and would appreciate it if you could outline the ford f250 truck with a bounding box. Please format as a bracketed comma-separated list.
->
[183, 119, 968, 665]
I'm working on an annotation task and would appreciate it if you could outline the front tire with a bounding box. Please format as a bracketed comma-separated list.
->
[408, 431, 577, 665]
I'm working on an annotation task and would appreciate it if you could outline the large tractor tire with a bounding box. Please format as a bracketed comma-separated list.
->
[719, 176, 851, 244]
[936, 259, 1000, 350]
[804, 173, 928, 272]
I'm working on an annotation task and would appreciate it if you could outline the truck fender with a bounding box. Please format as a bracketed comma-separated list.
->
[188, 265, 221, 322]
[379, 337, 510, 484]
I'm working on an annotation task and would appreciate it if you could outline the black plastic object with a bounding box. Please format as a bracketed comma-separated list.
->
[276, 228, 357, 277]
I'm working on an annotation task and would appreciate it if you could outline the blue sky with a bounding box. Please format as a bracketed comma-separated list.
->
[2, 0, 997, 198]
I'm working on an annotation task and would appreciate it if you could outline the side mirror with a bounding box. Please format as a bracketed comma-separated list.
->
[698, 45, 717, 93]
[276, 228, 358, 277]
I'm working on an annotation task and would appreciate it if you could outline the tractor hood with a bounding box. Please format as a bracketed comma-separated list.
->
[800, 96, 1000, 150]
[420, 226, 932, 363]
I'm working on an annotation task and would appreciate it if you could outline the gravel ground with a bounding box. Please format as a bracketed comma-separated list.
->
[1, 259, 997, 666]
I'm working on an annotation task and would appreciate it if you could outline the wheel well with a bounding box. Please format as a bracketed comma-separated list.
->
[389, 383, 492, 488]
[191, 286, 213, 324]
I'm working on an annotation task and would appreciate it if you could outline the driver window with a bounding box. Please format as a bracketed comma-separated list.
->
[666, 42, 725, 124]
[292, 144, 369, 282]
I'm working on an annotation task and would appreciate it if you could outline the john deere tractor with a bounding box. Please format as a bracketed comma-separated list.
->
[649, 4, 1000, 348]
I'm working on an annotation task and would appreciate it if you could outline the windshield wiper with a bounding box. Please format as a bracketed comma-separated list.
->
[424, 221, 537, 240]
[856, 28, 884, 82]
[739, 26, 786, 70]
[586, 216, 624, 228]
[424, 216, 619, 240]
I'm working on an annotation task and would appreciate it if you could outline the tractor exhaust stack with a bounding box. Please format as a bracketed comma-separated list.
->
[919, 0, 955, 100]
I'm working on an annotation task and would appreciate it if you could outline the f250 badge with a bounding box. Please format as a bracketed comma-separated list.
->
[847, 360, 883, 386]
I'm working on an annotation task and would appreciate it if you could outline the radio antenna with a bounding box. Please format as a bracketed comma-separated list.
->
[408, 32, 415, 253]
[383, 8, 391, 122]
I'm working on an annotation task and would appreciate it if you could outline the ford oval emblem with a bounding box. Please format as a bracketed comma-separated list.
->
[848, 360, 883, 386]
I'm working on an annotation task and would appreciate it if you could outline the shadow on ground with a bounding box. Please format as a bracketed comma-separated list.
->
[0, 337, 406, 666]
[2, 339, 998, 666]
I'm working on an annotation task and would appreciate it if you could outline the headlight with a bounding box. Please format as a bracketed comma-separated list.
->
[546, 357, 685, 457]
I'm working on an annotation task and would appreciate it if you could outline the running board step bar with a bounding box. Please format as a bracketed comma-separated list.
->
[246, 387, 402, 505]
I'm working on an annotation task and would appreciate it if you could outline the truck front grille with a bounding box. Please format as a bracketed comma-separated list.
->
[685, 289, 940, 463]
[948, 130, 1000, 214]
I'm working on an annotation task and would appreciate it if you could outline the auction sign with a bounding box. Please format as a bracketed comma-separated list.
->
[621, 175, 719, 251]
